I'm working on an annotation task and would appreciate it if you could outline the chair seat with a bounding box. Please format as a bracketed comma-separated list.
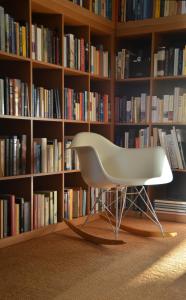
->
[105, 175, 168, 188]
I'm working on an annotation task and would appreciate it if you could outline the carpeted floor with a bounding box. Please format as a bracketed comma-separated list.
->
[0, 217, 185, 300]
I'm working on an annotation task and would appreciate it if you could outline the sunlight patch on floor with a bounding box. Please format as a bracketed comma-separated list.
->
[128, 239, 186, 287]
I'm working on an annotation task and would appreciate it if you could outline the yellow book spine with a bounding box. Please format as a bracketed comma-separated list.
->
[155, 0, 160, 18]
[22, 26, 26, 57]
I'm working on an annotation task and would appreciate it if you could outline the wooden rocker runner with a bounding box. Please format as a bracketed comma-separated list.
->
[64, 132, 177, 244]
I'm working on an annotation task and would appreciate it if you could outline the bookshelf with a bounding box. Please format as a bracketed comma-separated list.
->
[115, 0, 186, 223]
[1, 0, 186, 248]
[0, 0, 115, 247]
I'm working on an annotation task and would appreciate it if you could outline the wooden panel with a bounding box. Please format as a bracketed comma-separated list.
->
[64, 172, 88, 189]
[34, 174, 63, 221]
[33, 120, 63, 140]
[32, 0, 115, 34]
[0, 0, 30, 22]
[64, 122, 89, 136]
[90, 124, 112, 139]
[64, 75, 89, 91]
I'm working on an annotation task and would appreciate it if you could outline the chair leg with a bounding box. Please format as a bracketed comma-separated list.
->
[118, 187, 127, 228]
[82, 190, 103, 227]
[115, 187, 119, 239]
[127, 186, 164, 236]
[142, 187, 164, 236]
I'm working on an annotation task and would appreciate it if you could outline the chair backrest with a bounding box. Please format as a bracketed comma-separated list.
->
[71, 132, 117, 188]
[71, 132, 173, 188]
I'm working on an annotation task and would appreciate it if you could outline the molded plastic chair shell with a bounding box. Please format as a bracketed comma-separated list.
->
[71, 132, 173, 189]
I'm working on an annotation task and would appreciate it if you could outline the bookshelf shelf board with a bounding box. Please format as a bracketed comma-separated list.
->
[116, 77, 152, 83]
[89, 121, 112, 125]
[115, 122, 149, 126]
[116, 77, 151, 82]
[90, 74, 111, 81]
[32, 60, 62, 69]
[0, 51, 31, 62]
[0, 115, 31, 120]
[152, 122, 186, 126]
[64, 170, 80, 174]
[172, 169, 186, 173]
[64, 119, 89, 124]
[66, 0, 89, 11]
[32, 117, 63, 122]
[117, 14, 186, 36]
[32, 171, 63, 177]
[64, 67, 89, 76]
[0, 214, 99, 249]
[0, 175, 32, 181]
[154, 75, 186, 81]
[32, 0, 114, 33]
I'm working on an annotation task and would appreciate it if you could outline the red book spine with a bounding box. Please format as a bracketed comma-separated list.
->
[80, 38, 85, 72]
[10, 194, 16, 236]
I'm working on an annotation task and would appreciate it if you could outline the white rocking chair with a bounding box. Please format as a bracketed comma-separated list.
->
[64, 132, 176, 244]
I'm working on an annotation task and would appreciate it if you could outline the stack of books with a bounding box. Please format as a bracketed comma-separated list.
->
[32, 85, 61, 119]
[152, 127, 186, 170]
[64, 33, 89, 72]
[33, 138, 62, 173]
[0, 135, 27, 176]
[0, 195, 30, 238]
[64, 188, 88, 219]
[33, 191, 58, 229]
[115, 93, 150, 123]
[0, 6, 29, 56]
[32, 24, 60, 64]
[152, 87, 186, 123]
[118, 0, 153, 22]
[92, 0, 112, 20]
[115, 127, 150, 148]
[154, 199, 186, 216]
[64, 88, 88, 121]
[0, 78, 29, 116]
[64, 138, 79, 171]
[89, 92, 111, 122]
[90, 44, 110, 77]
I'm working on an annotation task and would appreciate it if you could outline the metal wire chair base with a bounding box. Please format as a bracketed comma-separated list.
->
[82, 186, 164, 239]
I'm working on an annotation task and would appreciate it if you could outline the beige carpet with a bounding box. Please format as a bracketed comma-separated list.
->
[0, 217, 185, 300]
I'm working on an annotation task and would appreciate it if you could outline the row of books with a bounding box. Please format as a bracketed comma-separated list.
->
[154, 46, 184, 77]
[92, 0, 112, 20]
[115, 127, 150, 149]
[69, 0, 87, 8]
[118, 0, 153, 22]
[90, 45, 110, 77]
[32, 86, 61, 119]
[33, 191, 58, 229]
[64, 88, 88, 121]
[64, 138, 80, 171]
[116, 49, 129, 80]
[64, 34, 89, 72]
[0, 194, 30, 238]
[90, 92, 111, 122]
[90, 187, 112, 214]
[0, 6, 29, 57]
[115, 94, 150, 123]
[64, 188, 88, 219]
[33, 138, 62, 173]
[153, 127, 186, 170]
[31, 24, 60, 64]
[152, 90, 186, 123]
[154, 199, 186, 215]
[0, 135, 27, 177]
[0, 78, 29, 117]
[155, 0, 186, 18]
[116, 48, 150, 79]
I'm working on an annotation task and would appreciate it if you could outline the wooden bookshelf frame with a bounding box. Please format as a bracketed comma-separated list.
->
[0, 0, 186, 248]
